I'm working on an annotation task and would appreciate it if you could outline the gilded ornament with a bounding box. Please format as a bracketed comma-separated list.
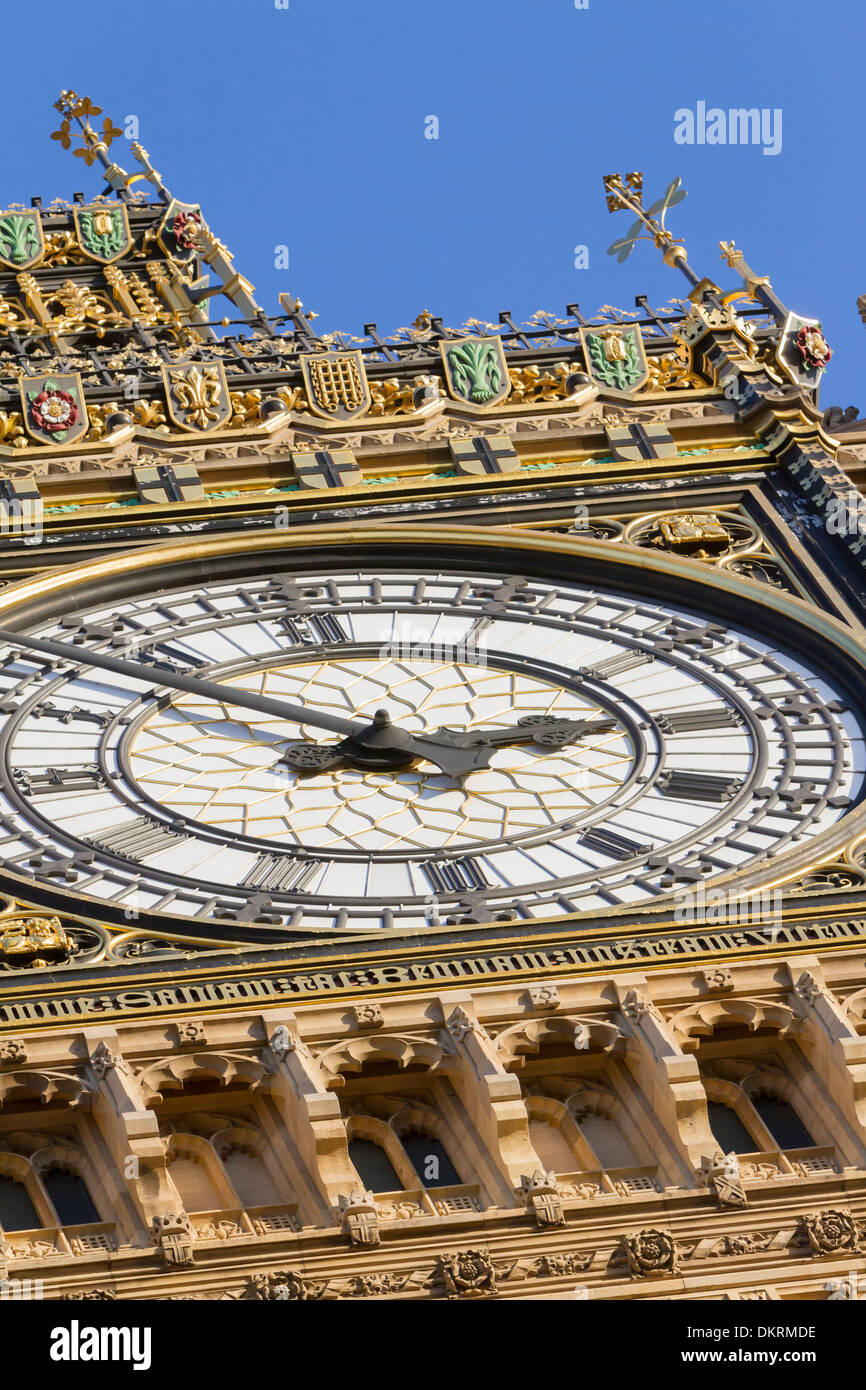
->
[580, 325, 649, 395]
[19, 372, 89, 446]
[0, 210, 44, 270]
[72, 202, 131, 264]
[0, 916, 73, 964]
[440, 335, 510, 408]
[162, 361, 231, 432]
[300, 351, 371, 422]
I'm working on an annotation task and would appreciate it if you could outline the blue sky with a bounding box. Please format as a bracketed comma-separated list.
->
[7, 0, 864, 408]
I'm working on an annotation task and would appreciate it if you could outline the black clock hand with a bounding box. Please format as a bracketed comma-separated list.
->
[0, 627, 536, 777]
[280, 714, 621, 776]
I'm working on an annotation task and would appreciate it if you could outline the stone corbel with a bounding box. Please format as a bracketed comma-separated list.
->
[81, 1028, 179, 1235]
[789, 959, 866, 1138]
[439, 993, 540, 1188]
[259, 1009, 357, 1207]
[614, 977, 715, 1170]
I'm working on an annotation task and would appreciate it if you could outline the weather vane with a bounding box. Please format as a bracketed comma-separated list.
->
[603, 172, 702, 289]
[604, 170, 789, 326]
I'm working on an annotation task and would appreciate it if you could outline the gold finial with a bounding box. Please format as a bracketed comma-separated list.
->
[50, 93, 122, 166]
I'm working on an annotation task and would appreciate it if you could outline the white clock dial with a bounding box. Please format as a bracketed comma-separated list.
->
[0, 552, 861, 936]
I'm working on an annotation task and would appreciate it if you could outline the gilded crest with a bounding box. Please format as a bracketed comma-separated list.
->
[0, 208, 44, 270]
[157, 198, 205, 263]
[300, 351, 371, 422]
[440, 336, 510, 408]
[0, 916, 72, 962]
[579, 325, 649, 396]
[776, 310, 832, 391]
[72, 201, 131, 264]
[19, 372, 89, 445]
[162, 360, 231, 432]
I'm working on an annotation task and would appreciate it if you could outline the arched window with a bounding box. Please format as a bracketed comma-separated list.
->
[402, 1133, 460, 1188]
[0, 1175, 39, 1231]
[42, 1168, 100, 1226]
[167, 1153, 223, 1214]
[707, 1100, 757, 1155]
[221, 1146, 280, 1208]
[752, 1095, 814, 1149]
[528, 1118, 577, 1174]
[576, 1111, 637, 1169]
[348, 1138, 402, 1193]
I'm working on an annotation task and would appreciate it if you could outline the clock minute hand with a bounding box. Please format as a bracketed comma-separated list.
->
[0, 627, 514, 778]
[0, 627, 369, 742]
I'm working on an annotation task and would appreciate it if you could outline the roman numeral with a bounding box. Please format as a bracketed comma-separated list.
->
[30, 701, 112, 728]
[141, 643, 208, 673]
[657, 770, 741, 802]
[586, 650, 653, 680]
[421, 857, 489, 894]
[579, 827, 646, 860]
[15, 765, 103, 796]
[656, 708, 741, 734]
[88, 815, 191, 858]
[282, 614, 348, 646]
[241, 854, 319, 892]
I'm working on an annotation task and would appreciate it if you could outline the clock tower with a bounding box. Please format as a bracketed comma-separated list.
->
[0, 97, 863, 1305]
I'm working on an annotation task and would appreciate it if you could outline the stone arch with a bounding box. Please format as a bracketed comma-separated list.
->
[137, 1052, 266, 1105]
[316, 1034, 456, 1089]
[0, 1069, 89, 1109]
[495, 1016, 623, 1069]
[668, 999, 798, 1051]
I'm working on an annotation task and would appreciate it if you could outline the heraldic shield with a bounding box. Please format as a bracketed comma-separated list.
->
[300, 351, 371, 422]
[0, 208, 44, 270]
[440, 335, 510, 408]
[579, 325, 649, 397]
[162, 361, 232, 432]
[73, 201, 131, 264]
[19, 372, 89, 445]
[775, 310, 832, 392]
[157, 198, 205, 263]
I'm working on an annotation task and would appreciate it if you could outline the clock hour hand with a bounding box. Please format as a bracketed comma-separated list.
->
[280, 714, 620, 777]
[460, 715, 619, 749]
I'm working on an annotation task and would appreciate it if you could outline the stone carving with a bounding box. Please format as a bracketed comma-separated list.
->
[352, 1002, 384, 1029]
[269, 1024, 311, 1061]
[0, 1038, 27, 1065]
[532, 1251, 594, 1278]
[247, 1269, 317, 1301]
[337, 1190, 381, 1247]
[527, 984, 560, 1010]
[446, 1006, 486, 1044]
[711, 1232, 774, 1257]
[802, 1208, 860, 1256]
[623, 1229, 679, 1277]
[152, 1212, 194, 1268]
[519, 1171, 565, 1228]
[90, 1040, 129, 1080]
[701, 1152, 748, 1209]
[438, 1249, 498, 1299]
[620, 990, 661, 1023]
[793, 972, 827, 1006]
[61, 1289, 117, 1300]
[174, 1021, 207, 1047]
[194, 1219, 242, 1241]
[698, 969, 734, 995]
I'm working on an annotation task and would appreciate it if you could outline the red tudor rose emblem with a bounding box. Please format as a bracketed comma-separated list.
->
[171, 210, 203, 250]
[30, 387, 78, 434]
[795, 324, 832, 371]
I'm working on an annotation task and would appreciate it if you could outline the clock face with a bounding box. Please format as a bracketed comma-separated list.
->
[0, 534, 862, 938]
